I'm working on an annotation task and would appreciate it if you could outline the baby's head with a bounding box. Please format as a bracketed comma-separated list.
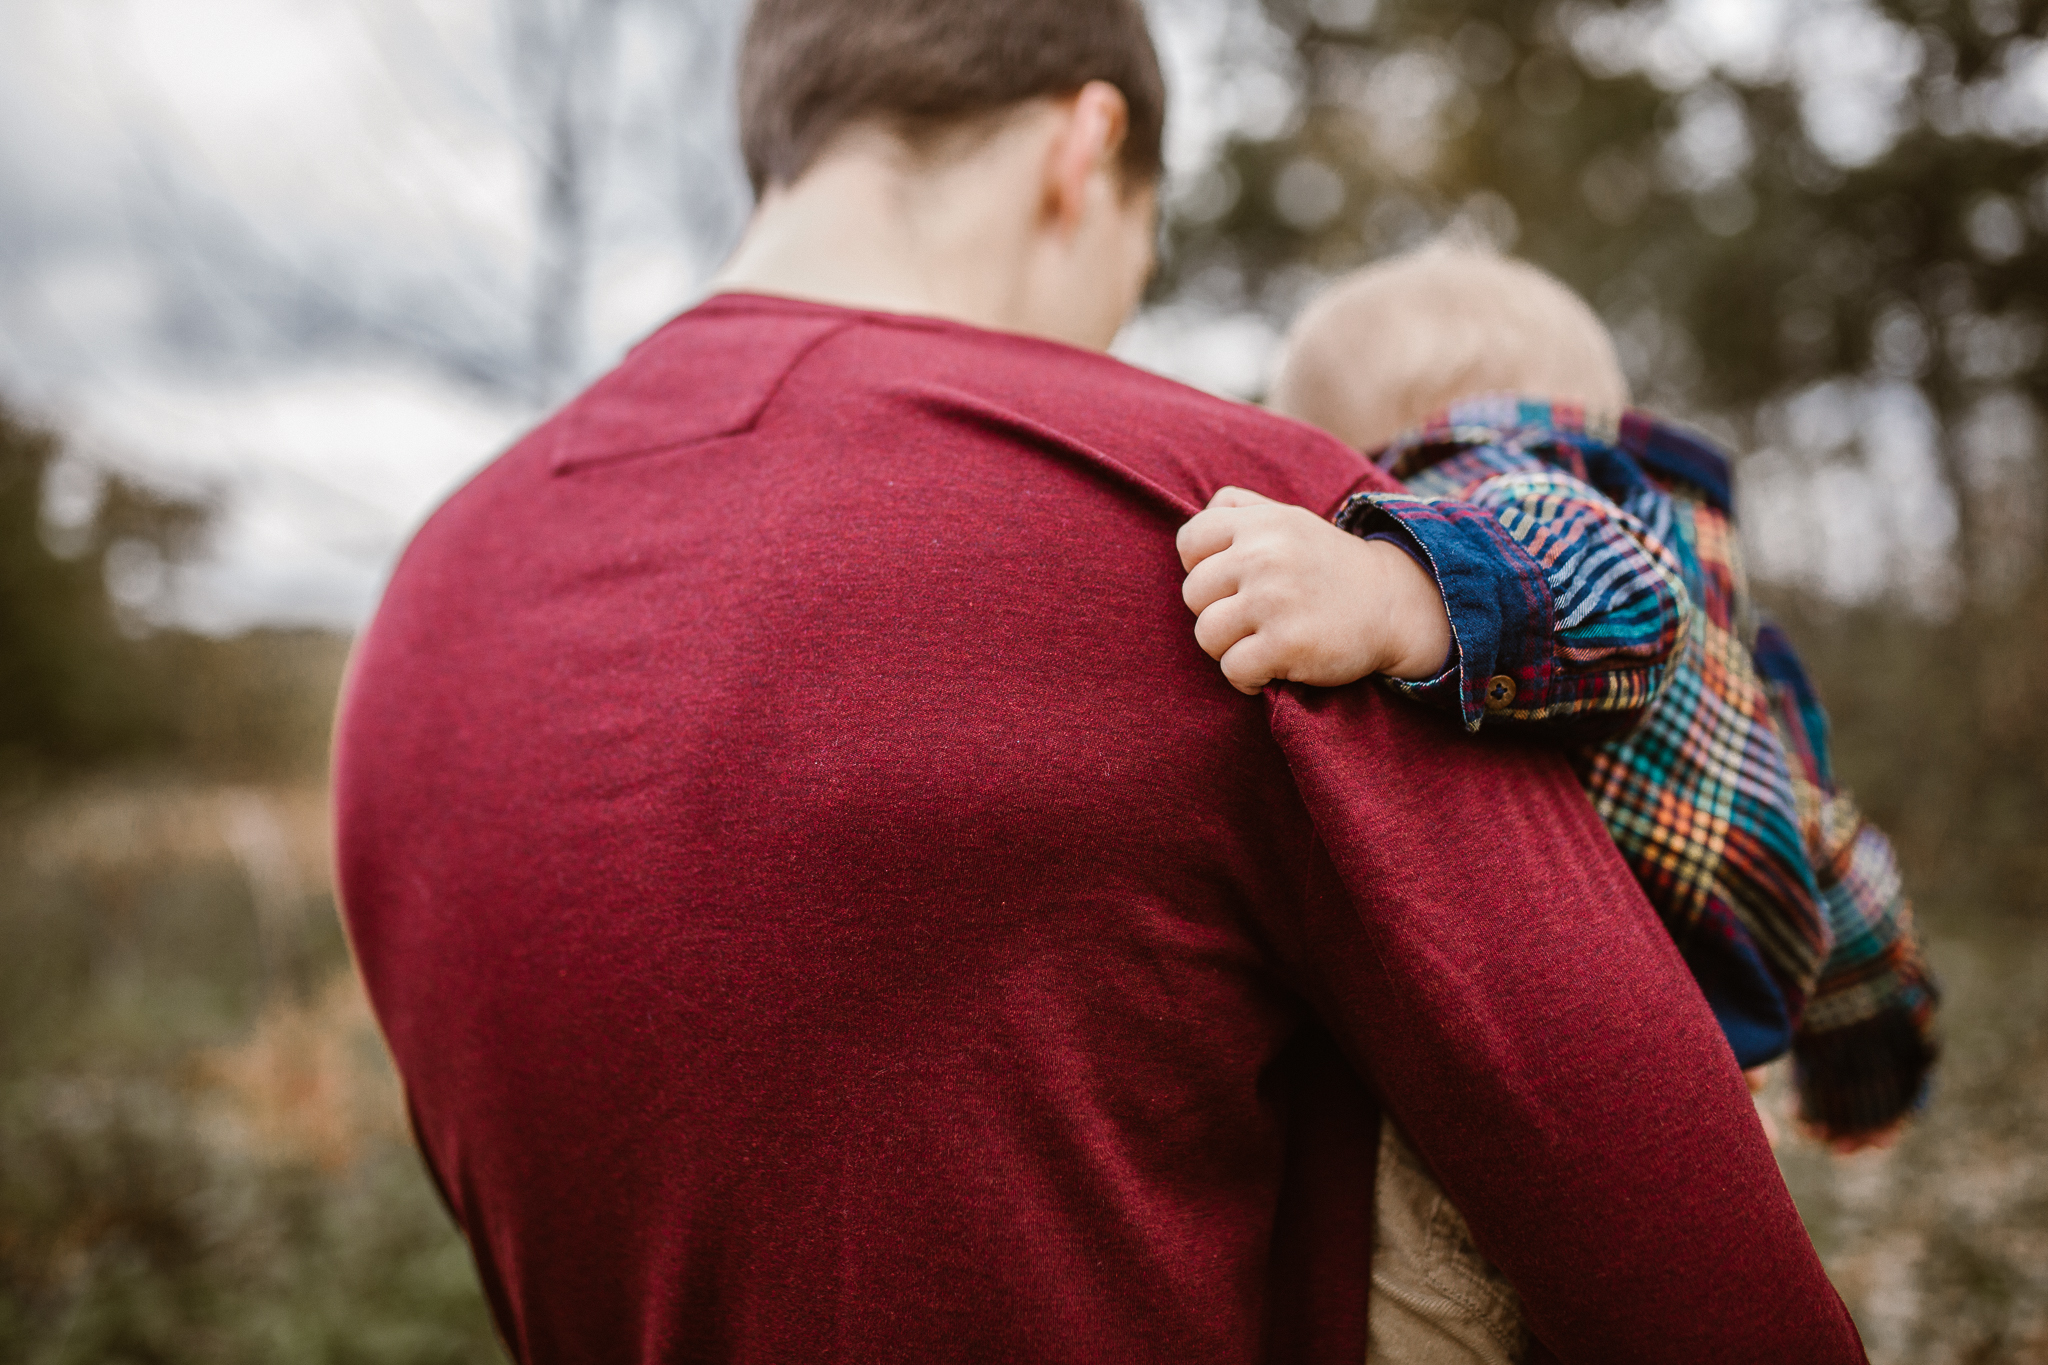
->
[1271, 241, 1630, 453]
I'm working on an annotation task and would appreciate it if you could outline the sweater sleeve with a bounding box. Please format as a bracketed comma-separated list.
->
[1260, 682, 1866, 1363]
[1753, 623, 1940, 1135]
[1334, 441, 1690, 736]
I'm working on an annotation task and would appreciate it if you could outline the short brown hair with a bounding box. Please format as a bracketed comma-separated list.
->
[737, 0, 1166, 196]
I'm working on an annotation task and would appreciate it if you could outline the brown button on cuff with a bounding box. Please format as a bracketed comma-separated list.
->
[1484, 675, 1517, 712]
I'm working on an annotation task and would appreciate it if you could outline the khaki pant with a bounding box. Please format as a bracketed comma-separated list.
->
[1369, 1118, 1530, 1365]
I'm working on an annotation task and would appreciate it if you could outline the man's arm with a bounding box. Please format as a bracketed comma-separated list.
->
[1261, 683, 1866, 1362]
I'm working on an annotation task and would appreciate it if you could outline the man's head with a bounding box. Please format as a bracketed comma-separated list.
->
[738, 0, 1164, 198]
[719, 0, 1165, 351]
[1271, 243, 1631, 453]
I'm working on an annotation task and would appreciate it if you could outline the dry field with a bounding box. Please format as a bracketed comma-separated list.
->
[0, 780, 499, 1365]
[1773, 919, 2048, 1362]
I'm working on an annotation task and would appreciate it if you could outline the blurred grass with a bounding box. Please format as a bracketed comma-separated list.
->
[0, 631, 505, 1365]
[1758, 591, 2048, 1360]
[0, 782, 504, 1364]
[1772, 915, 2048, 1363]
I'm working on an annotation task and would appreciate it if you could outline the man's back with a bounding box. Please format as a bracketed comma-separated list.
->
[335, 295, 1861, 1363]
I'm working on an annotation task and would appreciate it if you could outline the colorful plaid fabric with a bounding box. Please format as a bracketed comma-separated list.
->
[1342, 395, 1936, 1132]
[1753, 625, 1940, 1133]
[1335, 413, 1692, 734]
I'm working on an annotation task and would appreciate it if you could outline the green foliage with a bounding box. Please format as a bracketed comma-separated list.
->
[0, 405, 347, 791]
[0, 1093, 500, 1365]
[0, 804, 503, 1365]
[144, 631, 354, 784]
[0, 409, 203, 777]
[1764, 587, 2048, 921]
[1166, 0, 2048, 451]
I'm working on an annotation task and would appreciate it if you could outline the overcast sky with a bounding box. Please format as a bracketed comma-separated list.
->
[2, 0, 746, 628]
[2, 0, 2026, 630]
[1, 0, 1317, 630]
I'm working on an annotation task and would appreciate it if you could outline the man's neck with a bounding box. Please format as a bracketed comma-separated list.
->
[710, 131, 1041, 337]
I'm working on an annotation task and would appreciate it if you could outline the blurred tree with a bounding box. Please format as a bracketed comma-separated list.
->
[0, 407, 208, 781]
[0, 405, 348, 789]
[502, 0, 628, 403]
[1160, 0, 2048, 917]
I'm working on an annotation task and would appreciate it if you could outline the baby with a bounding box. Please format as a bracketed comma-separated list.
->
[1181, 242, 1938, 1363]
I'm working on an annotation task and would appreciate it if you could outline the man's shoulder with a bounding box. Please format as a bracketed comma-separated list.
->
[467, 294, 1389, 531]
[734, 296, 1393, 517]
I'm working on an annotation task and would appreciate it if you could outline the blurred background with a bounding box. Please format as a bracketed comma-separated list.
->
[2, 0, 2043, 1359]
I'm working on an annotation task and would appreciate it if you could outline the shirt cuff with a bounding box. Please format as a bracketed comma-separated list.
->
[1793, 1000, 1938, 1136]
[1337, 492, 1557, 732]
[1361, 529, 1425, 566]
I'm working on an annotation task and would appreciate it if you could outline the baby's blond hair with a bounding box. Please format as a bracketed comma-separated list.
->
[1271, 242, 1630, 453]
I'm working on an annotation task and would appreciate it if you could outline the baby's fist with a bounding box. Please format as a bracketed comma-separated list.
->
[1176, 487, 1451, 695]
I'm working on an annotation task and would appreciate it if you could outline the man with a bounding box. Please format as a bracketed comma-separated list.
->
[334, 1, 1868, 1360]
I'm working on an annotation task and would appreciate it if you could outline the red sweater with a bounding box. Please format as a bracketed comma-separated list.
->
[334, 294, 1864, 1364]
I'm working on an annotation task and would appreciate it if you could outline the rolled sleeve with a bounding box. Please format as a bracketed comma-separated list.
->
[1339, 472, 1690, 735]
[1337, 493, 1553, 732]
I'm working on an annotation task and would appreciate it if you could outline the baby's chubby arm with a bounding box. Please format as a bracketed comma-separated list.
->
[1176, 486, 1452, 695]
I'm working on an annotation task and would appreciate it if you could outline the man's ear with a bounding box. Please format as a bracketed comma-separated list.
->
[1044, 81, 1130, 230]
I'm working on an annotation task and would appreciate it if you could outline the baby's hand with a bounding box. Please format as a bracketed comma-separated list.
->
[1176, 486, 1453, 696]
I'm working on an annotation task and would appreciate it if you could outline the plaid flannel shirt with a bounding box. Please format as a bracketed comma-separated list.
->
[1335, 410, 1693, 735]
[1338, 395, 1937, 1134]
